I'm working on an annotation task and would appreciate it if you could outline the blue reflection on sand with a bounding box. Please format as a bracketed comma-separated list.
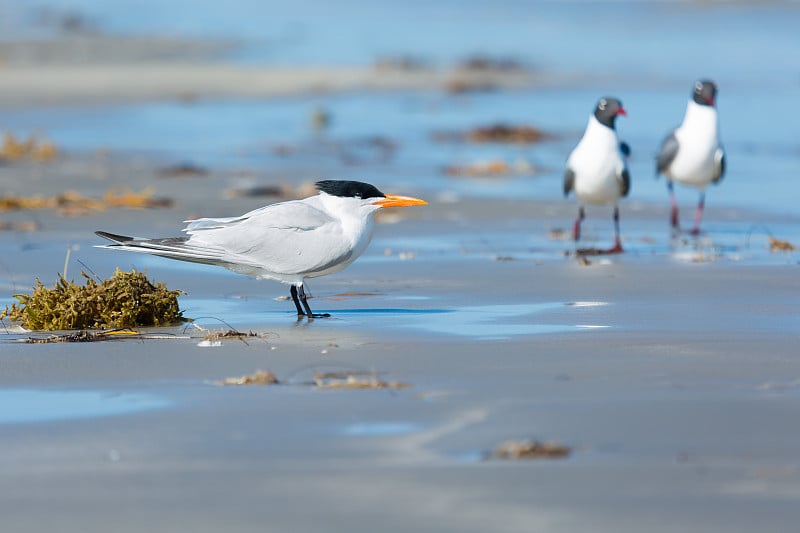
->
[184, 298, 608, 340]
[337, 302, 605, 340]
[342, 422, 421, 436]
[0, 389, 169, 425]
[400, 303, 582, 340]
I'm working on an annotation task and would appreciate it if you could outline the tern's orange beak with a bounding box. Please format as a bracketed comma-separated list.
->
[373, 194, 428, 208]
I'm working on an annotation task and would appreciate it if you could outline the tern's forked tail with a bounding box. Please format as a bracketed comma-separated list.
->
[95, 230, 226, 266]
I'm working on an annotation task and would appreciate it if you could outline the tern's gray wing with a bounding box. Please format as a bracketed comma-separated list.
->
[97, 199, 342, 278]
[563, 167, 575, 197]
[656, 131, 679, 176]
[185, 200, 356, 278]
[713, 146, 725, 184]
[182, 198, 326, 233]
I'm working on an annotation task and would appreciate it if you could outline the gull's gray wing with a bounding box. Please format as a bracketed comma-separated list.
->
[713, 146, 725, 184]
[618, 140, 631, 197]
[656, 131, 679, 176]
[618, 167, 631, 198]
[564, 167, 575, 197]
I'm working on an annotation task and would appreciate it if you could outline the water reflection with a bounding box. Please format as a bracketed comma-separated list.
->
[342, 421, 421, 436]
[0, 389, 169, 424]
[397, 302, 596, 340]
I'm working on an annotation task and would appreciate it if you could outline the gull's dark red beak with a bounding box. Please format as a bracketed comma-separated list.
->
[617, 107, 627, 117]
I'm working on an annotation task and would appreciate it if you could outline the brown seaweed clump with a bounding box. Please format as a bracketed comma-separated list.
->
[443, 159, 537, 178]
[219, 370, 280, 386]
[458, 55, 525, 72]
[1, 269, 184, 330]
[0, 188, 172, 216]
[493, 439, 571, 460]
[432, 124, 551, 144]
[769, 237, 796, 252]
[1, 133, 59, 162]
[313, 371, 412, 390]
[216, 369, 412, 389]
[24, 328, 142, 343]
[156, 162, 209, 179]
[467, 124, 548, 144]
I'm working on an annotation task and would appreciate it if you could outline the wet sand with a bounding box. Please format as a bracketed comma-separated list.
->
[2, 150, 800, 532]
[0, 62, 546, 106]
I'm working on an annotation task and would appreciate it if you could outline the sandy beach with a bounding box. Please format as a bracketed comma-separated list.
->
[2, 1, 800, 531]
[2, 151, 799, 531]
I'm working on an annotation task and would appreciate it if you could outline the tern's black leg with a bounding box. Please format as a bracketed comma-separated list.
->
[668, 181, 679, 231]
[290, 285, 305, 317]
[298, 284, 330, 319]
[690, 192, 705, 236]
[572, 206, 585, 242]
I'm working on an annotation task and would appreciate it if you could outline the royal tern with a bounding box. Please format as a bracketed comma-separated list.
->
[564, 96, 631, 253]
[96, 180, 427, 318]
[657, 79, 725, 235]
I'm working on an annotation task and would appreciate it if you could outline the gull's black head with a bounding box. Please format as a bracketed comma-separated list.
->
[692, 80, 717, 107]
[594, 97, 627, 129]
[316, 180, 386, 200]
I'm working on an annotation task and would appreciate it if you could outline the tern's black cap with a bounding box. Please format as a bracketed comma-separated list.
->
[316, 180, 386, 199]
[692, 80, 717, 107]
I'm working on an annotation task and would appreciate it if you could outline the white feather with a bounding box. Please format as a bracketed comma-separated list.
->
[664, 100, 722, 189]
[100, 192, 382, 285]
[566, 116, 628, 205]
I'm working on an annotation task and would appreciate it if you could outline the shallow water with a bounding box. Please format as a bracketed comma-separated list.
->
[183, 296, 608, 340]
[1, 1, 798, 216]
[332, 303, 591, 340]
[3, 85, 799, 217]
[342, 421, 422, 436]
[4, 0, 798, 80]
[0, 389, 168, 424]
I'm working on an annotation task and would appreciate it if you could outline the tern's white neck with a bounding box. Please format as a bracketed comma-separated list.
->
[313, 192, 379, 273]
[318, 192, 379, 239]
[319, 192, 378, 216]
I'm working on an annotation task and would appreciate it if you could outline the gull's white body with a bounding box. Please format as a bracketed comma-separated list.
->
[663, 100, 723, 190]
[567, 116, 628, 205]
[99, 192, 381, 286]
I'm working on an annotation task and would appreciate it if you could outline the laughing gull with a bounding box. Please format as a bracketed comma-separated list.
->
[656, 80, 725, 235]
[564, 97, 631, 253]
